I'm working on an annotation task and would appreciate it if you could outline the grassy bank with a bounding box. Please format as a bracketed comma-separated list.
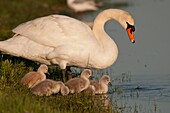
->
[0, 57, 113, 113]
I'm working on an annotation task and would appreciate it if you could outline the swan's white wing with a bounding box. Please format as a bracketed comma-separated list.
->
[0, 35, 53, 64]
[12, 15, 96, 47]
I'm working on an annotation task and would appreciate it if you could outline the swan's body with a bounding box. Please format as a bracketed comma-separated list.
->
[0, 9, 135, 80]
[90, 75, 111, 94]
[30, 79, 69, 96]
[20, 64, 48, 88]
[67, 0, 98, 12]
[65, 69, 92, 93]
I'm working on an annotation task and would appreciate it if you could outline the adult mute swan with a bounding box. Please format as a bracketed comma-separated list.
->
[20, 64, 49, 88]
[0, 9, 135, 82]
[67, 0, 99, 12]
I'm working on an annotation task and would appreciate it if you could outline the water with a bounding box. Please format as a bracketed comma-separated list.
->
[110, 74, 170, 113]
[79, 0, 170, 112]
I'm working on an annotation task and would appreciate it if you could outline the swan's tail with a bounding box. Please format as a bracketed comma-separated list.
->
[0, 35, 53, 64]
[0, 35, 24, 57]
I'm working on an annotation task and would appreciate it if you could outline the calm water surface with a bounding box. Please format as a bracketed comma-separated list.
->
[79, 0, 170, 112]
[110, 74, 170, 113]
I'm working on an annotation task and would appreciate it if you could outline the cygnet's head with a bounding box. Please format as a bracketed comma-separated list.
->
[38, 64, 49, 73]
[80, 69, 92, 79]
[100, 75, 112, 86]
[60, 85, 69, 96]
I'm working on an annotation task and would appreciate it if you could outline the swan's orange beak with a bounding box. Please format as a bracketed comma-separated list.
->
[126, 28, 135, 43]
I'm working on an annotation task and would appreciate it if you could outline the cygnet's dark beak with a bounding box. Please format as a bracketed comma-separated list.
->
[89, 75, 94, 80]
[45, 72, 50, 76]
[108, 82, 112, 86]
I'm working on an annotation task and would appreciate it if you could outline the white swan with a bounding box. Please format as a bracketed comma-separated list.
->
[30, 79, 69, 96]
[67, 0, 98, 12]
[20, 64, 48, 88]
[0, 9, 135, 82]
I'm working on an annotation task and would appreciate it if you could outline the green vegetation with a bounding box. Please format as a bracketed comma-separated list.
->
[0, 57, 113, 113]
[0, 0, 69, 40]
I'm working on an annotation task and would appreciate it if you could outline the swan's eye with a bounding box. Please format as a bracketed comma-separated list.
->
[126, 22, 135, 34]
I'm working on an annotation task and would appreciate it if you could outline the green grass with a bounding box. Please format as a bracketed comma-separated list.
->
[0, 89, 113, 113]
[0, 0, 69, 40]
[0, 56, 113, 113]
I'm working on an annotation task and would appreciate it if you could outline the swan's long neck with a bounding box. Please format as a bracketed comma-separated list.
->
[93, 9, 123, 44]
[91, 9, 126, 69]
